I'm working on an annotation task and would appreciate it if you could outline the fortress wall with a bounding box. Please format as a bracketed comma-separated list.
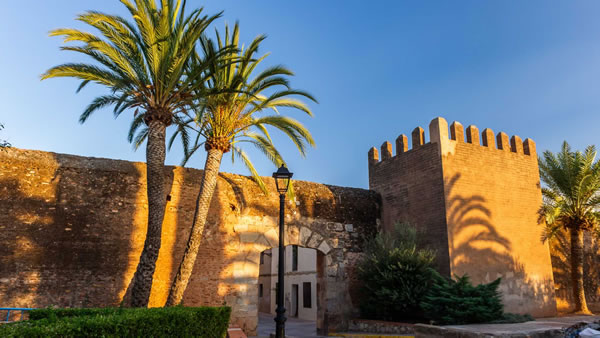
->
[432, 118, 557, 317]
[0, 148, 380, 335]
[368, 131, 451, 275]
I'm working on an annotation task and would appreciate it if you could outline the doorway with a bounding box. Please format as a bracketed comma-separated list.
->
[291, 284, 299, 317]
[256, 245, 322, 336]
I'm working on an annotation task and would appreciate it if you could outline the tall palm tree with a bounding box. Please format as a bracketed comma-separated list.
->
[163, 23, 316, 305]
[539, 141, 600, 314]
[41, 0, 220, 307]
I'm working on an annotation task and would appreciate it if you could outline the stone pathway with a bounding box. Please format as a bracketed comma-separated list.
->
[253, 312, 325, 338]
[415, 315, 600, 337]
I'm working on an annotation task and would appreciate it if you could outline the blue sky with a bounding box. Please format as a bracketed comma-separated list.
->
[1, 1, 600, 188]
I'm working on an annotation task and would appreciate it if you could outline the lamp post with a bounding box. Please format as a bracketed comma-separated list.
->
[272, 164, 293, 338]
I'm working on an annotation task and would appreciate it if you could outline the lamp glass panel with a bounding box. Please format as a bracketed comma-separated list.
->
[276, 177, 290, 193]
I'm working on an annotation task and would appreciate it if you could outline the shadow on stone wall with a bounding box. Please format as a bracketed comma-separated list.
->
[445, 173, 556, 316]
[550, 229, 600, 312]
[0, 153, 142, 308]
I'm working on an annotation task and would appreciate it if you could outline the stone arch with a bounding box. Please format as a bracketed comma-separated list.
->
[245, 221, 352, 336]
[207, 173, 379, 336]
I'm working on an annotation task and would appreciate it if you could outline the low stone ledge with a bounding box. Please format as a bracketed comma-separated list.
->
[413, 323, 565, 338]
[348, 318, 415, 334]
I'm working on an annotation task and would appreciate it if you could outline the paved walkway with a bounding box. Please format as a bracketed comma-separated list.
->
[415, 315, 600, 337]
[253, 314, 600, 337]
[253, 312, 325, 338]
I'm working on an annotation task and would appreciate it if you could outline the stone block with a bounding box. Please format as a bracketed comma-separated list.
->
[307, 232, 324, 248]
[264, 228, 278, 247]
[240, 232, 259, 243]
[300, 227, 312, 246]
[318, 240, 331, 255]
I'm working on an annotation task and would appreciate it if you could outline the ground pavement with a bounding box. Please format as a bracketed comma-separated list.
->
[252, 313, 600, 337]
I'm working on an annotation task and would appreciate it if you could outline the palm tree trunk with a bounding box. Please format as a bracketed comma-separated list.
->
[130, 120, 168, 307]
[570, 227, 591, 314]
[165, 148, 223, 306]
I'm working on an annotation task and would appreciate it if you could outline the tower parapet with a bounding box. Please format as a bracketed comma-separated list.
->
[368, 117, 556, 318]
[368, 117, 537, 167]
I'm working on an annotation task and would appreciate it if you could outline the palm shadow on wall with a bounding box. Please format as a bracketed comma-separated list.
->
[550, 230, 600, 312]
[445, 173, 555, 314]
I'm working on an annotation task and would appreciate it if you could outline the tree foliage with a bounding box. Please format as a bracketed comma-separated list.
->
[539, 141, 600, 241]
[357, 223, 436, 321]
[42, 0, 220, 127]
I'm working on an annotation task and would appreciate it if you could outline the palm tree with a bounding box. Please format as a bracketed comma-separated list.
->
[41, 0, 220, 307]
[163, 23, 316, 305]
[539, 141, 600, 314]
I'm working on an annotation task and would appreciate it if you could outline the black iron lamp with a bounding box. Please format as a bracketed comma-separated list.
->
[272, 164, 293, 338]
[273, 164, 293, 195]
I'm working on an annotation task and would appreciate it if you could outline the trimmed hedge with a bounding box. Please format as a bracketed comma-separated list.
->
[1, 306, 231, 337]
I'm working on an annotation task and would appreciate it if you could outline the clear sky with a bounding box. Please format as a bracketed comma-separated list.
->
[1, 1, 600, 189]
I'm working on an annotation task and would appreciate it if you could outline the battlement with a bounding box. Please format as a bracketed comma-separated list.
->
[368, 117, 537, 165]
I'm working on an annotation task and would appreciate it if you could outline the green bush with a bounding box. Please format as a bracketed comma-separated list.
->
[421, 273, 504, 325]
[1, 306, 231, 337]
[357, 223, 437, 321]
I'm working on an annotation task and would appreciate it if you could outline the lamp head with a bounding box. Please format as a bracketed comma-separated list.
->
[272, 164, 293, 194]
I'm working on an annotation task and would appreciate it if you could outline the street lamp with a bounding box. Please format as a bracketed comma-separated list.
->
[272, 164, 293, 338]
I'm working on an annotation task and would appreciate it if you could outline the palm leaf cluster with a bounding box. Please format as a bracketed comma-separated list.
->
[539, 141, 600, 241]
[172, 22, 316, 193]
[42, 0, 220, 128]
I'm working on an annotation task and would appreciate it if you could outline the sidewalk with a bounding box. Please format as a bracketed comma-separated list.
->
[415, 315, 600, 337]
[253, 312, 325, 338]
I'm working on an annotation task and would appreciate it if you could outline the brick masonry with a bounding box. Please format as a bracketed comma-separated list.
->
[369, 117, 557, 317]
[0, 148, 380, 335]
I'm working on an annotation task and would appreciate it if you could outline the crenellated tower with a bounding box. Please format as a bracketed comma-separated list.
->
[368, 117, 557, 317]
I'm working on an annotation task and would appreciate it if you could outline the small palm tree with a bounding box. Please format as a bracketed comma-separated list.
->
[164, 23, 316, 305]
[42, 0, 220, 307]
[539, 141, 600, 314]
[0, 123, 10, 149]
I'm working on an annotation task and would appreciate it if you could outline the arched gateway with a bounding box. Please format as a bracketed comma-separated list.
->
[209, 174, 380, 335]
[0, 148, 381, 336]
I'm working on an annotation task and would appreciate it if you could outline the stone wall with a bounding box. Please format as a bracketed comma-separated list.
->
[368, 131, 450, 274]
[348, 319, 415, 335]
[368, 117, 557, 317]
[0, 148, 380, 335]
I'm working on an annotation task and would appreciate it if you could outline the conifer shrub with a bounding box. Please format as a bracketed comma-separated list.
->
[0, 306, 231, 337]
[421, 273, 504, 325]
[357, 223, 436, 321]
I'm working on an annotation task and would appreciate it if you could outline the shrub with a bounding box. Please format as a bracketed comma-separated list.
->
[0, 306, 231, 337]
[421, 273, 503, 325]
[357, 223, 436, 321]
